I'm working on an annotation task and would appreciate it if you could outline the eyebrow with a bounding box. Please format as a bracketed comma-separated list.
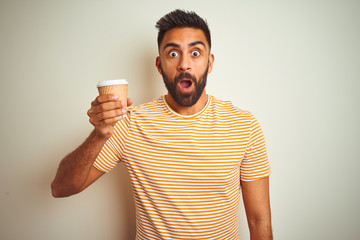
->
[163, 41, 206, 50]
[189, 41, 205, 48]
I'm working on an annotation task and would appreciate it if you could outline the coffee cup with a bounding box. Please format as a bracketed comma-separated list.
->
[97, 79, 128, 103]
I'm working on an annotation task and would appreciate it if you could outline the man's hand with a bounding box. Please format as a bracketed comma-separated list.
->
[87, 95, 133, 139]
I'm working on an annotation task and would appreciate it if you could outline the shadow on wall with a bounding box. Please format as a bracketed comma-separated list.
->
[130, 45, 165, 105]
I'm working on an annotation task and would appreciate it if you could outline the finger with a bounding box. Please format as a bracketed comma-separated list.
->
[90, 114, 122, 127]
[91, 94, 119, 107]
[91, 101, 124, 115]
[127, 98, 133, 106]
[93, 116, 121, 132]
[94, 115, 123, 130]
[103, 116, 123, 125]
[91, 109, 125, 124]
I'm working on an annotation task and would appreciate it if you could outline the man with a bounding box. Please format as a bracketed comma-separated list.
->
[51, 9, 272, 240]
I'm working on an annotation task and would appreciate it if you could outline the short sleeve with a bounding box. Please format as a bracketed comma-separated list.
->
[93, 112, 131, 173]
[240, 114, 271, 181]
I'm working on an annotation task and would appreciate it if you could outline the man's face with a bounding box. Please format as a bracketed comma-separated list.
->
[156, 27, 214, 107]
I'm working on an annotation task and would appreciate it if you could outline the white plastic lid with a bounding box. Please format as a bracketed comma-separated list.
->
[97, 79, 128, 87]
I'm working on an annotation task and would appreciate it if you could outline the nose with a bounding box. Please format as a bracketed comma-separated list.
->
[177, 54, 191, 72]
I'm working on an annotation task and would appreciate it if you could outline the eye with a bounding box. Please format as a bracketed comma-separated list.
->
[192, 50, 200, 57]
[169, 51, 178, 57]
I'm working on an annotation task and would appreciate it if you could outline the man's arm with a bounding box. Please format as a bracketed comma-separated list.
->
[51, 95, 132, 198]
[51, 131, 106, 198]
[241, 177, 273, 240]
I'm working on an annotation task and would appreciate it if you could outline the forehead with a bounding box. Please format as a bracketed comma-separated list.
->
[161, 27, 209, 49]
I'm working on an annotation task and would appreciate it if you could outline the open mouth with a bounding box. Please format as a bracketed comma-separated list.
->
[179, 79, 193, 89]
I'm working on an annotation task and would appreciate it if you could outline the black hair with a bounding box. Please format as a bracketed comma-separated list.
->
[155, 9, 211, 50]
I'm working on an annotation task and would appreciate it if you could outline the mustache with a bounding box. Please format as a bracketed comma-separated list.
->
[174, 72, 197, 83]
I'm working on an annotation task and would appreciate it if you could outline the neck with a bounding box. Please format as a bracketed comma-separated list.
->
[165, 91, 208, 116]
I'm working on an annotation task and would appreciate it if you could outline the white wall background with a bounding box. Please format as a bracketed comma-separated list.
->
[1, 0, 359, 239]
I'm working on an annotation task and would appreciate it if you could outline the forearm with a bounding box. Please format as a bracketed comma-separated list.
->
[241, 177, 273, 240]
[248, 220, 273, 240]
[51, 130, 107, 197]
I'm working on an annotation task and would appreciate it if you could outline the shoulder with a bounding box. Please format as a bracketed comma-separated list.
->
[127, 96, 165, 117]
[209, 95, 254, 119]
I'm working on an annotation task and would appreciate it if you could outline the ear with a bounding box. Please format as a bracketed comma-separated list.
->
[155, 56, 162, 75]
[207, 53, 215, 73]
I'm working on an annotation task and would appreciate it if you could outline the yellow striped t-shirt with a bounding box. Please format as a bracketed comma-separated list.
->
[94, 95, 271, 240]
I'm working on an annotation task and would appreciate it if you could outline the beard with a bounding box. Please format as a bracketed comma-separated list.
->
[160, 64, 209, 107]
